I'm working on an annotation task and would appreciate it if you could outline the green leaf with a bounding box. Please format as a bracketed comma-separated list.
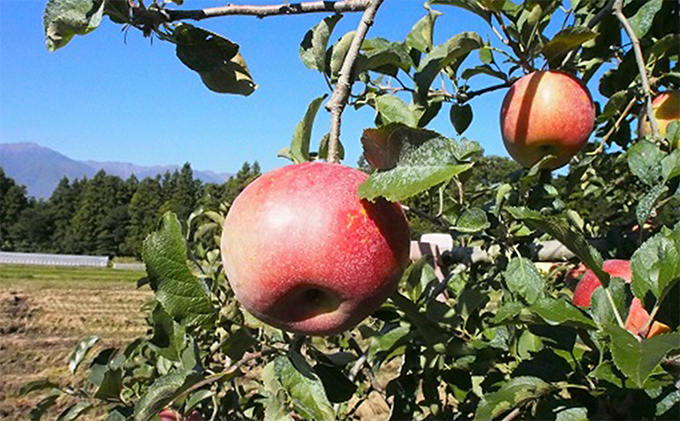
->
[449, 103, 473, 135]
[628, 0, 663, 39]
[318, 133, 345, 161]
[657, 390, 680, 417]
[274, 353, 335, 421]
[415, 32, 483, 94]
[505, 257, 545, 305]
[542, 26, 597, 67]
[506, 207, 607, 284]
[662, 149, 680, 181]
[134, 371, 201, 421]
[590, 277, 627, 328]
[597, 90, 629, 123]
[142, 212, 216, 327]
[107, 408, 134, 421]
[173, 24, 256, 96]
[221, 328, 257, 361]
[103, 0, 130, 24]
[30, 392, 60, 421]
[475, 376, 553, 421]
[313, 364, 357, 403]
[666, 120, 680, 148]
[636, 184, 667, 227]
[290, 94, 328, 163]
[20, 380, 60, 396]
[479, 45, 493, 64]
[405, 5, 442, 53]
[185, 389, 214, 412]
[530, 298, 597, 329]
[299, 14, 342, 72]
[57, 402, 93, 421]
[68, 335, 99, 374]
[328, 31, 355, 81]
[454, 207, 490, 234]
[403, 258, 437, 302]
[451, 137, 483, 161]
[517, 329, 544, 360]
[606, 324, 680, 388]
[174, 25, 239, 72]
[430, 0, 492, 22]
[93, 368, 123, 400]
[376, 95, 418, 127]
[359, 124, 473, 202]
[368, 323, 411, 365]
[630, 224, 680, 302]
[460, 64, 508, 81]
[43, 0, 105, 51]
[149, 304, 187, 362]
[627, 140, 664, 186]
[360, 38, 412, 75]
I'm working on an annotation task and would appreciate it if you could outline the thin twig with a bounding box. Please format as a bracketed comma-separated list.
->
[612, 0, 662, 143]
[590, 96, 637, 154]
[134, 0, 370, 23]
[171, 348, 279, 404]
[501, 407, 522, 421]
[325, 0, 385, 163]
[493, 12, 533, 73]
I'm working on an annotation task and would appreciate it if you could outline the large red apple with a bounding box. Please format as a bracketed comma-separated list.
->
[571, 260, 670, 338]
[500, 70, 595, 169]
[220, 162, 410, 335]
[638, 90, 680, 147]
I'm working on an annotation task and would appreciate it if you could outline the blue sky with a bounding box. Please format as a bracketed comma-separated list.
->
[1, 0, 576, 175]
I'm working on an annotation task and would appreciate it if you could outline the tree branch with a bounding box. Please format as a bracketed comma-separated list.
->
[134, 0, 370, 23]
[612, 0, 662, 143]
[325, 0, 385, 164]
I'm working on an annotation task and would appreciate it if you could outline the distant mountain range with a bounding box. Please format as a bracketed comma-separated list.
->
[0, 142, 232, 199]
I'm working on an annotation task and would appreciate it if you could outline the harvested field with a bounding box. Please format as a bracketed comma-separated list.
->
[0, 265, 151, 421]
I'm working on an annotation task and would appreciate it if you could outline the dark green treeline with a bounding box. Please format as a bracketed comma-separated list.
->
[0, 162, 260, 257]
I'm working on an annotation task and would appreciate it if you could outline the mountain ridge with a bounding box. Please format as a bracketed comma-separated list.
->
[0, 142, 232, 199]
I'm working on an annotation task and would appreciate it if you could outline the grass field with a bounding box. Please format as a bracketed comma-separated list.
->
[0, 264, 151, 420]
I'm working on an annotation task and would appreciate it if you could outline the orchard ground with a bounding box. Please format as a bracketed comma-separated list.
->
[0, 265, 399, 421]
[0, 265, 149, 421]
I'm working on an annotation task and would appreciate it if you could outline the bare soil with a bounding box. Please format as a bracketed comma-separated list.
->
[0, 268, 150, 421]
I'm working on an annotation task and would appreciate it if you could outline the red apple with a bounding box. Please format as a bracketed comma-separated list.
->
[571, 260, 670, 338]
[500, 70, 595, 169]
[220, 162, 410, 335]
[159, 409, 180, 421]
[638, 90, 680, 147]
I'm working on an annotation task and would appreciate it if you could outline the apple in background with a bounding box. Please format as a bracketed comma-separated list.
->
[220, 162, 410, 336]
[638, 90, 680, 147]
[159, 409, 180, 421]
[500, 70, 595, 169]
[571, 259, 670, 338]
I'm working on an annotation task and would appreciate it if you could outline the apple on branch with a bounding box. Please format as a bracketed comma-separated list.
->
[500, 70, 595, 169]
[571, 259, 670, 338]
[638, 90, 680, 147]
[220, 162, 410, 336]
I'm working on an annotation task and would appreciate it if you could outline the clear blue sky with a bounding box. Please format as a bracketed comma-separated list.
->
[0, 0, 582, 175]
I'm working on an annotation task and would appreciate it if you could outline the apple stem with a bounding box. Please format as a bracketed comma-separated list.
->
[612, 0, 663, 144]
[325, 0, 385, 164]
